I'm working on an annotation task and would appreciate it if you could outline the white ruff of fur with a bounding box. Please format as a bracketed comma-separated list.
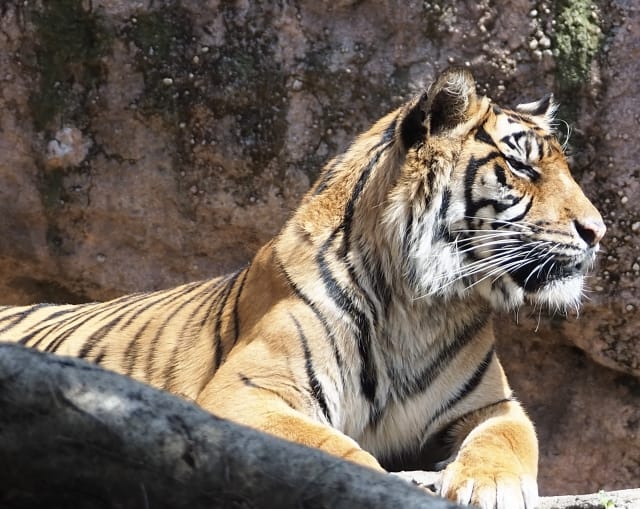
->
[383, 193, 468, 304]
[526, 274, 585, 313]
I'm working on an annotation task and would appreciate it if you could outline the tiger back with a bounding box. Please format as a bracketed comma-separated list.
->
[0, 69, 604, 509]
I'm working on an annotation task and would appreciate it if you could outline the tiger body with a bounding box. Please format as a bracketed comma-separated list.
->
[0, 69, 604, 509]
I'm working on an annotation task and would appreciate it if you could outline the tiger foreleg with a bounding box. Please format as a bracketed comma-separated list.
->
[196, 368, 383, 472]
[257, 407, 384, 471]
[439, 400, 539, 509]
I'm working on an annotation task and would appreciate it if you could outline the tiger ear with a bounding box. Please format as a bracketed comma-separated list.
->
[515, 94, 557, 129]
[515, 94, 556, 116]
[425, 68, 478, 136]
[400, 68, 478, 147]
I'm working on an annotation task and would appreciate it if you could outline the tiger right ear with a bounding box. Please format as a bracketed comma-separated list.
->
[424, 68, 477, 136]
[400, 68, 478, 147]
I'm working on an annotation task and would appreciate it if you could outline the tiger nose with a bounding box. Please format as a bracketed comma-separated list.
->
[574, 218, 606, 247]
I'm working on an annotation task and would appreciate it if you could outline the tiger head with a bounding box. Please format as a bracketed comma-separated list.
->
[387, 68, 605, 312]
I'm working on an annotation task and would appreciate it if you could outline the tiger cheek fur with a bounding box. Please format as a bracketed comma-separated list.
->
[0, 68, 604, 509]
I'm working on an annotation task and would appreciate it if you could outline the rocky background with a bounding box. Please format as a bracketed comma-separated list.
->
[0, 0, 638, 496]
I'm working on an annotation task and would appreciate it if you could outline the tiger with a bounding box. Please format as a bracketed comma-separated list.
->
[0, 68, 604, 509]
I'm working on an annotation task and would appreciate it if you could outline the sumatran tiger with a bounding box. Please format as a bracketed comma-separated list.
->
[0, 69, 604, 509]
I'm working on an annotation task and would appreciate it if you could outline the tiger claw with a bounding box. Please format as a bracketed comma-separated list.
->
[439, 462, 539, 509]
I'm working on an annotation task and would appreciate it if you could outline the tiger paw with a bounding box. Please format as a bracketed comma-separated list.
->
[439, 460, 538, 509]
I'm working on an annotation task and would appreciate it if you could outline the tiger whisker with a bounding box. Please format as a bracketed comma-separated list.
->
[423, 249, 528, 294]
[440, 247, 524, 277]
[452, 229, 527, 236]
[523, 254, 554, 288]
[412, 251, 520, 299]
[456, 239, 523, 256]
[460, 257, 537, 292]
[461, 216, 538, 232]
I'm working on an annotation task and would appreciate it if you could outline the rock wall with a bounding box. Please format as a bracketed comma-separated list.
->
[0, 0, 638, 495]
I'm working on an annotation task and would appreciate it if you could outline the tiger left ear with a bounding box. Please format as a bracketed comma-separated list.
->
[515, 94, 557, 127]
[400, 68, 478, 148]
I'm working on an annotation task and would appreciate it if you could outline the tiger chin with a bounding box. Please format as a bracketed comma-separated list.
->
[0, 69, 604, 509]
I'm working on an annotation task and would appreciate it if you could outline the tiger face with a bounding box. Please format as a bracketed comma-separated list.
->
[397, 69, 605, 313]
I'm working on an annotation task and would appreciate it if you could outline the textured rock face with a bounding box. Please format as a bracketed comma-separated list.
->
[0, 0, 638, 495]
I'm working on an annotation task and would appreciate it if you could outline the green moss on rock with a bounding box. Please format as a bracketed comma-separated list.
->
[553, 0, 603, 104]
[40, 170, 66, 209]
[125, 3, 289, 181]
[125, 5, 195, 121]
[29, 0, 111, 131]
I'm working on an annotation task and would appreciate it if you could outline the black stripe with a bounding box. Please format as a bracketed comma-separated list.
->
[328, 123, 396, 417]
[500, 130, 526, 151]
[72, 295, 167, 356]
[237, 372, 299, 410]
[232, 264, 250, 346]
[433, 396, 514, 451]
[0, 303, 66, 335]
[524, 95, 552, 116]
[468, 193, 524, 217]
[372, 117, 398, 151]
[393, 313, 489, 399]
[144, 281, 228, 377]
[504, 111, 529, 123]
[94, 347, 107, 365]
[490, 199, 526, 230]
[503, 196, 533, 223]
[313, 117, 395, 198]
[335, 117, 395, 265]
[400, 95, 427, 148]
[438, 188, 451, 222]
[66, 297, 152, 357]
[276, 257, 344, 373]
[312, 155, 344, 196]
[160, 277, 233, 387]
[290, 314, 332, 424]
[524, 136, 532, 160]
[120, 284, 207, 375]
[19, 294, 135, 347]
[402, 209, 414, 259]
[424, 171, 438, 220]
[494, 162, 507, 186]
[421, 347, 495, 435]
[402, 211, 419, 287]
[435, 188, 452, 241]
[73, 285, 201, 359]
[118, 283, 201, 331]
[30, 294, 139, 351]
[496, 193, 524, 214]
[318, 230, 381, 402]
[340, 127, 396, 255]
[124, 320, 152, 376]
[464, 153, 500, 218]
[239, 372, 257, 387]
[0, 308, 41, 336]
[474, 125, 496, 147]
[213, 271, 242, 370]
[23, 304, 93, 333]
[363, 253, 392, 315]
[506, 157, 540, 182]
[317, 235, 379, 411]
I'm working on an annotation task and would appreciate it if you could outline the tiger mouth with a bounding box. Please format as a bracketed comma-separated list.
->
[504, 254, 592, 292]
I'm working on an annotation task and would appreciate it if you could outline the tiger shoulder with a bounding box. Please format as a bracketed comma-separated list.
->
[0, 68, 604, 509]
